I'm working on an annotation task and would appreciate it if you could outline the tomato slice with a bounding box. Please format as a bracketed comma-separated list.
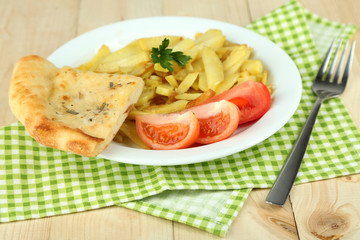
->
[203, 81, 271, 125]
[136, 111, 200, 150]
[187, 100, 240, 144]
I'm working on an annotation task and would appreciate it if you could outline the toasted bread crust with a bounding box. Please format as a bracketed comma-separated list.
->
[9, 55, 144, 157]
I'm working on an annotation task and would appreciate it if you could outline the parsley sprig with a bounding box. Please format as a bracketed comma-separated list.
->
[151, 38, 191, 72]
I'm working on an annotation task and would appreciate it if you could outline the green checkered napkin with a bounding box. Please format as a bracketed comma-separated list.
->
[0, 0, 359, 236]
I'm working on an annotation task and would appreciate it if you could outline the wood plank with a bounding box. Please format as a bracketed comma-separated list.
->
[0, 0, 80, 126]
[227, 189, 299, 240]
[163, 0, 251, 26]
[247, 0, 287, 20]
[0, 206, 173, 240]
[173, 222, 222, 240]
[78, 0, 162, 35]
[291, 177, 360, 240]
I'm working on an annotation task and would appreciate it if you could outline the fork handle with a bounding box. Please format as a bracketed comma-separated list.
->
[266, 97, 324, 206]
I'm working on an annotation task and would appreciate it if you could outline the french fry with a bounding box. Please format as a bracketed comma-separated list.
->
[137, 36, 181, 51]
[223, 40, 240, 47]
[127, 108, 148, 120]
[214, 73, 239, 94]
[154, 63, 169, 73]
[78, 45, 111, 71]
[237, 75, 257, 85]
[198, 71, 208, 92]
[113, 132, 124, 143]
[240, 59, 263, 75]
[185, 62, 194, 72]
[140, 63, 155, 79]
[223, 46, 252, 77]
[184, 29, 226, 62]
[183, 44, 203, 63]
[165, 75, 179, 88]
[173, 38, 195, 52]
[156, 83, 174, 97]
[261, 70, 268, 84]
[191, 59, 204, 72]
[202, 46, 224, 90]
[135, 100, 188, 115]
[191, 79, 200, 91]
[96, 41, 150, 73]
[145, 75, 162, 88]
[175, 93, 202, 100]
[119, 120, 150, 149]
[185, 89, 216, 109]
[198, 29, 226, 51]
[176, 72, 199, 94]
[127, 62, 149, 76]
[174, 68, 188, 81]
[136, 88, 156, 107]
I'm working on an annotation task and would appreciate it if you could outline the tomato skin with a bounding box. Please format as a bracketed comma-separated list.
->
[203, 81, 271, 125]
[187, 100, 240, 144]
[136, 111, 200, 150]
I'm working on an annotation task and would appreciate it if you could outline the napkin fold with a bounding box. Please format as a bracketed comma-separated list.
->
[0, 0, 359, 237]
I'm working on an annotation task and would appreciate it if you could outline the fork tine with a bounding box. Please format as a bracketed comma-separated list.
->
[324, 39, 343, 82]
[339, 40, 356, 87]
[333, 40, 349, 83]
[316, 38, 336, 81]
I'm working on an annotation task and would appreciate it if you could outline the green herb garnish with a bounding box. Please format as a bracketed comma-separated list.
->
[98, 102, 107, 113]
[110, 81, 122, 89]
[151, 38, 191, 72]
[66, 109, 79, 115]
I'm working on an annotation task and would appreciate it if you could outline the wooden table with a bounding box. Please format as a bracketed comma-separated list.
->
[1, 0, 359, 239]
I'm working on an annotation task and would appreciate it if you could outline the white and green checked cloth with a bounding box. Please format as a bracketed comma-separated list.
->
[1, 0, 359, 236]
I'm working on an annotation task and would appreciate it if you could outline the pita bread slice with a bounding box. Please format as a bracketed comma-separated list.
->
[9, 55, 144, 157]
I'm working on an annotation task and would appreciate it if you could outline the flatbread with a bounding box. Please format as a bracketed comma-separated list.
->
[9, 55, 144, 157]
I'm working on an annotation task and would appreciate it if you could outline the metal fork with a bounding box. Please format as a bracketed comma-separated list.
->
[266, 38, 356, 206]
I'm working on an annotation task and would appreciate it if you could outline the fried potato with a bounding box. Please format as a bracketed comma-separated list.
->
[128, 100, 189, 119]
[78, 45, 111, 71]
[156, 83, 174, 97]
[137, 36, 181, 51]
[202, 46, 224, 90]
[96, 41, 150, 73]
[214, 73, 239, 94]
[135, 88, 156, 107]
[173, 38, 195, 52]
[175, 93, 202, 101]
[184, 29, 226, 62]
[165, 75, 179, 88]
[223, 45, 252, 77]
[118, 120, 150, 149]
[185, 89, 216, 109]
[198, 71, 208, 92]
[176, 72, 199, 94]
[240, 59, 263, 75]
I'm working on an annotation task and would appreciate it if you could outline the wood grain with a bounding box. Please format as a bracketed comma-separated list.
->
[0, 0, 359, 239]
[227, 189, 299, 240]
[291, 176, 360, 240]
[78, 0, 162, 35]
[0, 0, 79, 125]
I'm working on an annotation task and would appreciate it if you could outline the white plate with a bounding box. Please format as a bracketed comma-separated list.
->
[48, 16, 302, 166]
